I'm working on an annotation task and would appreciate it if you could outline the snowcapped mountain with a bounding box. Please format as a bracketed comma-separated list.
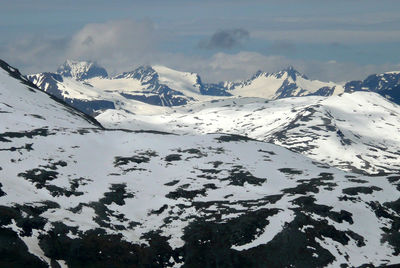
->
[27, 72, 116, 115]
[28, 61, 348, 116]
[28, 60, 400, 120]
[225, 66, 344, 99]
[1, 59, 400, 267]
[28, 63, 214, 114]
[90, 65, 199, 106]
[57, 59, 108, 80]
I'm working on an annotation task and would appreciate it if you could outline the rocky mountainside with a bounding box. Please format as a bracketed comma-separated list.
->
[345, 71, 400, 104]
[2, 59, 400, 267]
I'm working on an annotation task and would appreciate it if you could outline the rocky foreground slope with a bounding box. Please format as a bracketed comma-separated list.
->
[1, 59, 399, 267]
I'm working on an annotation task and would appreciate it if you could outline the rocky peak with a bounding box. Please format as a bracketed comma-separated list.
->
[274, 66, 307, 81]
[113, 65, 158, 85]
[57, 60, 108, 80]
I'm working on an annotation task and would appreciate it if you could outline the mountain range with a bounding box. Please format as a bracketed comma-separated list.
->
[28, 60, 400, 117]
[1, 58, 400, 267]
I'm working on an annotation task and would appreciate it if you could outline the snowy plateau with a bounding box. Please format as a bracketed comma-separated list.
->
[0, 58, 399, 267]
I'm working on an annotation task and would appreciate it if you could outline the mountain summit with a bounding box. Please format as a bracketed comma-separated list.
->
[274, 65, 308, 81]
[225, 67, 342, 99]
[57, 60, 108, 80]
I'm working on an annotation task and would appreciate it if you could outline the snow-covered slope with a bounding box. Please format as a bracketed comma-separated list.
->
[0, 59, 101, 131]
[27, 60, 400, 174]
[98, 92, 400, 175]
[2, 59, 400, 267]
[3, 128, 400, 268]
[152, 65, 202, 97]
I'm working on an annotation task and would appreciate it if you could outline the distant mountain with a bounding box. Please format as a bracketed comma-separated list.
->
[28, 60, 400, 121]
[345, 71, 400, 104]
[225, 66, 344, 99]
[57, 60, 108, 80]
[110, 65, 196, 106]
[28, 72, 116, 116]
[27, 61, 342, 114]
[28, 63, 204, 115]
[114, 65, 158, 82]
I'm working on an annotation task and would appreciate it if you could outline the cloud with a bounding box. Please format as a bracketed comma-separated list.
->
[270, 40, 297, 55]
[0, 19, 158, 75]
[1, 19, 400, 85]
[151, 52, 299, 82]
[252, 29, 400, 44]
[66, 19, 157, 73]
[0, 35, 69, 74]
[198, 29, 250, 49]
[158, 51, 400, 83]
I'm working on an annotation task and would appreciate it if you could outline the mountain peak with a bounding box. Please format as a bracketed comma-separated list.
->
[113, 65, 158, 84]
[283, 65, 296, 73]
[57, 60, 108, 80]
[133, 65, 156, 77]
[274, 65, 307, 81]
[248, 66, 307, 82]
[251, 70, 268, 79]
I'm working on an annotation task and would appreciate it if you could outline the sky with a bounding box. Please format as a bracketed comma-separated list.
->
[1, 0, 400, 82]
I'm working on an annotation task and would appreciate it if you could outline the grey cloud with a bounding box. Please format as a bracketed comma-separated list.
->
[1, 19, 399, 86]
[199, 28, 249, 49]
[270, 40, 297, 55]
[252, 29, 400, 44]
[159, 51, 400, 83]
[0, 35, 69, 74]
[0, 19, 158, 75]
[67, 19, 157, 72]
[82, 36, 94, 46]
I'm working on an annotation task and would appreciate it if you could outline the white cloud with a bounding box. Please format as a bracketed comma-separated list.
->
[1, 19, 157, 75]
[2, 19, 400, 84]
[0, 35, 68, 74]
[66, 19, 157, 73]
